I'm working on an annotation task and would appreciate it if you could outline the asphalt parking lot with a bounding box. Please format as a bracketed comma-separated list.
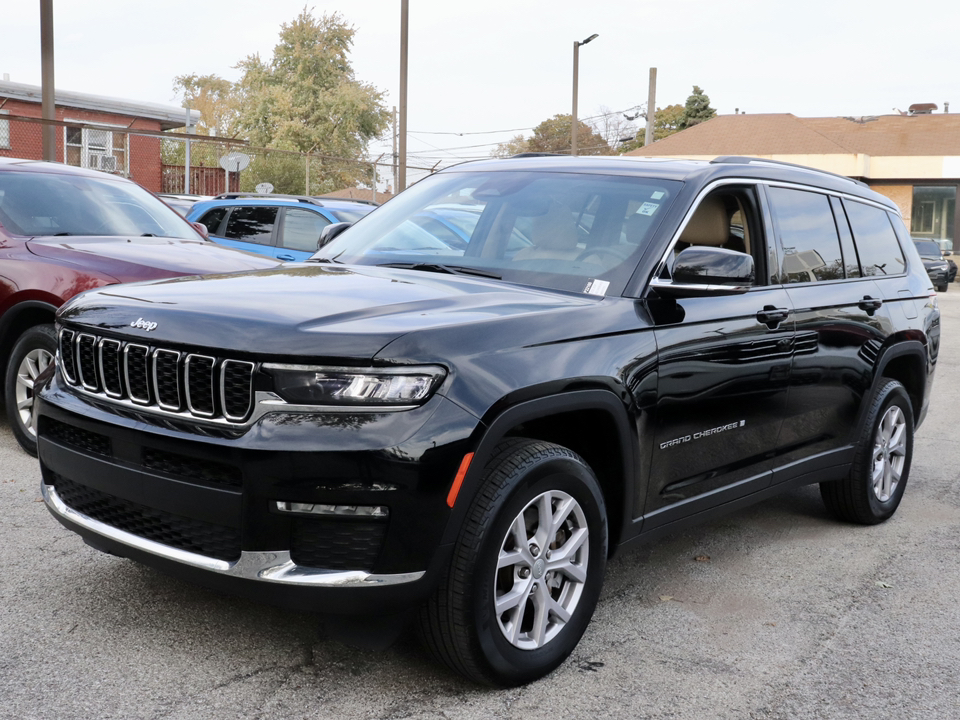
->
[2, 292, 959, 720]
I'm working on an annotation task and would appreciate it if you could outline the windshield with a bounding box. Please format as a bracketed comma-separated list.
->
[914, 240, 943, 258]
[0, 171, 202, 239]
[315, 170, 680, 296]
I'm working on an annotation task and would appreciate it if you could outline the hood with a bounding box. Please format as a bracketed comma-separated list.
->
[58, 263, 606, 360]
[28, 235, 279, 281]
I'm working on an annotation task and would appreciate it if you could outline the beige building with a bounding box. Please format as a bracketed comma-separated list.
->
[625, 112, 960, 249]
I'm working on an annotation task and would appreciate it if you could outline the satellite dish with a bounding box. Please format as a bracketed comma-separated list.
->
[255, 182, 274, 194]
[219, 152, 251, 172]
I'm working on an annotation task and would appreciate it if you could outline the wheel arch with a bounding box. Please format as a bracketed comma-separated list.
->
[0, 300, 59, 391]
[873, 340, 927, 428]
[443, 389, 638, 553]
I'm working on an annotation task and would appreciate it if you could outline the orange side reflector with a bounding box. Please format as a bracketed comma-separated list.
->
[446, 452, 475, 508]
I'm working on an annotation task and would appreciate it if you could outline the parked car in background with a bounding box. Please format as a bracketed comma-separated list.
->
[944, 251, 957, 284]
[913, 239, 951, 291]
[36, 155, 938, 685]
[158, 193, 212, 217]
[0, 158, 280, 455]
[186, 193, 376, 261]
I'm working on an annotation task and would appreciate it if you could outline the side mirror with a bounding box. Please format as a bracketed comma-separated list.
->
[652, 246, 754, 297]
[318, 222, 353, 249]
[191, 221, 210, 240]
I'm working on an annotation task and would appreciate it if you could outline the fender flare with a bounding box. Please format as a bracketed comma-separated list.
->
[439, 389, 638, 548]
[0, 299, 60, 376]
[855, 340, 928, 433]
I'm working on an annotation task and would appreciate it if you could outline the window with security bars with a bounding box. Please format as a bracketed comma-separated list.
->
[0, 110, 9, 149]
[64, 124, 127, 174]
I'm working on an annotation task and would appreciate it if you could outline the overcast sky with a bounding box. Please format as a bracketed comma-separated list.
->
[5, 0, 960, 185]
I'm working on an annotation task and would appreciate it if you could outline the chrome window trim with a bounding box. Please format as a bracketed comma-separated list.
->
[184, 354, 217, 418]
[76, 333, 100, 391]
[220, 359, 255, 422]
[649, 177, 907, 289]
[152, 348, 182, 411]
[43, 483, 424, 588]
[97, 338, 124, 398]
[123, 343, 152, 405]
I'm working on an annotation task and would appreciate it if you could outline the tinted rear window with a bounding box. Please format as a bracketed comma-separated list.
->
[223, 206, 277, 244]
[844, 200, 906, 276]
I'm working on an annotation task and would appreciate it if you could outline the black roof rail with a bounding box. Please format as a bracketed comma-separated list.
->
[509, 152, 568, 158]
[313, 196, 380, 206]
[710, 156, 868, 188]
[212, 192, 325, 206]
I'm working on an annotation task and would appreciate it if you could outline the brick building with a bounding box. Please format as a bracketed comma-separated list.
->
[0, 79, 198, 193]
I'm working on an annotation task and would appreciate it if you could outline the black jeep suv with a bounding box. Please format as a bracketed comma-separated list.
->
[35, 156, 939, 685]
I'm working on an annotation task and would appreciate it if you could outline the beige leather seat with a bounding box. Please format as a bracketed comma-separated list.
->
[512, 201, 580, 261]
[678, 195, 730, 247]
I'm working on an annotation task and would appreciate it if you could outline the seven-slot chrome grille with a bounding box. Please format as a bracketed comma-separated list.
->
[58, 328, 255, 423]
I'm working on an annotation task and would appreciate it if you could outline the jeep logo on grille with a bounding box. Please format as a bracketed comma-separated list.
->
[130, 318, 158, 332]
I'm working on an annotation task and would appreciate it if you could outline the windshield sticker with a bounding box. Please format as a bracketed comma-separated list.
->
[660, 420, 746, 450]
[584, 279, 610, 296]
[638, 202, 659, 216]
[651, 191, 665, 200]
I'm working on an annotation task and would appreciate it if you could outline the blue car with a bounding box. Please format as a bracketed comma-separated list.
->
[186, 193, 376, 261]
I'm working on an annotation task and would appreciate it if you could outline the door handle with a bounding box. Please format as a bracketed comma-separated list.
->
[277, 254, 296, 261]
[757, 306, 789, 327]
[858, 296, 883, 315]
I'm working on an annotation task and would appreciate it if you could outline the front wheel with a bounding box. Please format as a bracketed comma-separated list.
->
[418, 438, 608, 686]
[820, 379, 914, 524]
[4, 324, 57, 456]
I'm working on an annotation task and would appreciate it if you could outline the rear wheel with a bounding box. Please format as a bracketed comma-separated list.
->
[4, 324, 57, 456]
[418, 438, 608, 686]
[820, 379, 913, 524]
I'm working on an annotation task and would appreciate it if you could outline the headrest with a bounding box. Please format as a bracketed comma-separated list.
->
[679, 195, 729, 246]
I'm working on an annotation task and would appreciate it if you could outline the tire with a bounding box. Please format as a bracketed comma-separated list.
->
[418, 438, 608, 686]
[4, 324, 57, 456]
[937, 283, 948, 293]
[820, 379, 913, 525]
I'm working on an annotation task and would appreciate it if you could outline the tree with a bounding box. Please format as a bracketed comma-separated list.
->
[494, 114, 611, 157]
[680, 86, 716, 129]
[618, 104, 686, 153]
[172, 73, 239, 137]
[232, 10, 388, 192]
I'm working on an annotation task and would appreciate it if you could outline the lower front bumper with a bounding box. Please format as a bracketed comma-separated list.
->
[44, 482, 451, 614]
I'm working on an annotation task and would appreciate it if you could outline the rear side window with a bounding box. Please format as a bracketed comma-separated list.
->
[197, 207, 227, 235]
[281, 208, 330, 252]
[768, 187, 844, 283]
[223, 206, 277, 244]
[843, 200, 906, 277]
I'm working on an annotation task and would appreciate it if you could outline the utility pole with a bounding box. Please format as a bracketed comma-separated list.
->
[392, 106, 398, 194]
[40, 0, 55, 161]
[644, 67, 657, 146]
[571, 34, 598, 156]
[398, 1, 408, 191]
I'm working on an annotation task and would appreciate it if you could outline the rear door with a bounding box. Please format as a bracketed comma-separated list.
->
[767, 186, 901, 483]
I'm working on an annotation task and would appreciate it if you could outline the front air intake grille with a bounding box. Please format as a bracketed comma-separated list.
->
[290, 518, 387, 571]
[43, 417, 111, 457]
[54, 475, 241, 561]
[58, 328, 255, 424]
[142, 448, 242, 488]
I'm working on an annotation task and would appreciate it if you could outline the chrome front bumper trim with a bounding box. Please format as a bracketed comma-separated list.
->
[42, 484, 424, 588]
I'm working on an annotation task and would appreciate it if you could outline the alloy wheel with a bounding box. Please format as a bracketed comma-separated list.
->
[494, 489, 589, 650]
[872, 405, 907, 502]
[14, 347, 53, 437]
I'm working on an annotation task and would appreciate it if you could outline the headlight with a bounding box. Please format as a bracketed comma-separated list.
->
[262, 364, 445, 406]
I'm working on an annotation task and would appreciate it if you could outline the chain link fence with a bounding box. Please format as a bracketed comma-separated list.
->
[1, 113, 405, 198]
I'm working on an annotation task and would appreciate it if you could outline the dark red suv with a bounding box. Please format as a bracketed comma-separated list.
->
[0, 157, 279, 454]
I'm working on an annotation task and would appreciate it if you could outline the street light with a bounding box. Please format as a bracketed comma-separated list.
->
[571, 33, 599, 156]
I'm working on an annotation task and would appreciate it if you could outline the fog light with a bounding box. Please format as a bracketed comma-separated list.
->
[275, 501, 388, 518]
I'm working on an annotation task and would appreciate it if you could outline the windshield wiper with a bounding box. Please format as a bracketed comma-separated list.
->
[311, 256, 343, 264]
[379, 262, 501, 280]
